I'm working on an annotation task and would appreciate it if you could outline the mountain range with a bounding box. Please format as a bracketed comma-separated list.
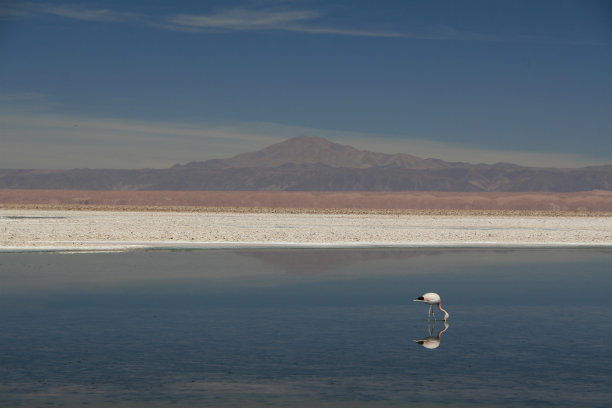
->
[1, 136, 611, 192]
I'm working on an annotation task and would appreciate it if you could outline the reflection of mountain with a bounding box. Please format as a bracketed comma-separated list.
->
[2, 136, 611, 191]
[238, 249, 443, 275]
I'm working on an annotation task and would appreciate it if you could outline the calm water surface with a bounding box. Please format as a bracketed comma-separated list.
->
[1, 248, 611, 407]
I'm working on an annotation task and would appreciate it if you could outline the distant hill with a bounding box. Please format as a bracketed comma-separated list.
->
[190, 135, 447, 170]
[1, 136, 611, 192]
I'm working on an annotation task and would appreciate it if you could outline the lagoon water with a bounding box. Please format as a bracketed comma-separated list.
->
[1, 248, 611, 407]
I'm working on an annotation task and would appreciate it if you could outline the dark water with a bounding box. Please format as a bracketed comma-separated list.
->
[1, 248, 611, 407]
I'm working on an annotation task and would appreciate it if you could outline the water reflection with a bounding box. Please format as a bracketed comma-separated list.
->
[414, 320, 449, 349]
[1, 249, 612, 407]
[240, 249, 441, 275]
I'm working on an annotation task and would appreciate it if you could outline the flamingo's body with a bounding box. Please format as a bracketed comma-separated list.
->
[414, 292, 449, 322]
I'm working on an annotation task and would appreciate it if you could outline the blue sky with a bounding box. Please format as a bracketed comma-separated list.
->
[1, 0, 611, 169]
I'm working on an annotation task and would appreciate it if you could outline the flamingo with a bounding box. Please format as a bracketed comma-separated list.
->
[414, 292, 449, 322]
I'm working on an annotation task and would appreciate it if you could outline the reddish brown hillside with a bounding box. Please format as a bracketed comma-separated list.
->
[1, 189, 612, 213]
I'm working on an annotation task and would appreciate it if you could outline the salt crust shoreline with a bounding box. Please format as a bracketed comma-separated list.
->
[2, 209, 612, 252]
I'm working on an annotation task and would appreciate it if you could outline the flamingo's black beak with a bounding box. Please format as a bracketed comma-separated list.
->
[414, 296, 424, 301]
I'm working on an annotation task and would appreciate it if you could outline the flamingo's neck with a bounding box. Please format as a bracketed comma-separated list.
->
[437, 302, 449, 320]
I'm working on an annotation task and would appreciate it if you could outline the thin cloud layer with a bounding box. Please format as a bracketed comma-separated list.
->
[10, 3, 399, 37]
[13, 3, 135, 23]
[8, 3, 589, 43]
[1, 93, 609, 169]
[166, 8, 405, 37]
[39, 5, 126, 22]
[169, 9, 320, 31]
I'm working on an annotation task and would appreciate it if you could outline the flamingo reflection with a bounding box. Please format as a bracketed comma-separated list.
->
[414, 320, 449, 349]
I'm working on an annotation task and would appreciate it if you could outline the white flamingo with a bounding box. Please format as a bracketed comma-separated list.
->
[414, 292, 449, 322]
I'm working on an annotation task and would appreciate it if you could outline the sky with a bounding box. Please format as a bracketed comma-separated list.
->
[1, 0, 611, 169]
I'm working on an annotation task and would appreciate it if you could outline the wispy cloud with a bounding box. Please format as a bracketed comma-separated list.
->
[163, 11, 597, 44]
[10, 3, 585, 43]
[38, 5, 129, 22]
[10, 2, 135, 23]
[17, 3, 403, 38]
[169, 9, 320, 31]
[165, 8, 405, 37]
[165, 10, 508, 40]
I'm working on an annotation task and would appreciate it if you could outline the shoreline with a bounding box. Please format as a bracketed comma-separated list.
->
[2, 203, 612, 217]
[2, 242, 611, 254]
[2, 208, 612, 252]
